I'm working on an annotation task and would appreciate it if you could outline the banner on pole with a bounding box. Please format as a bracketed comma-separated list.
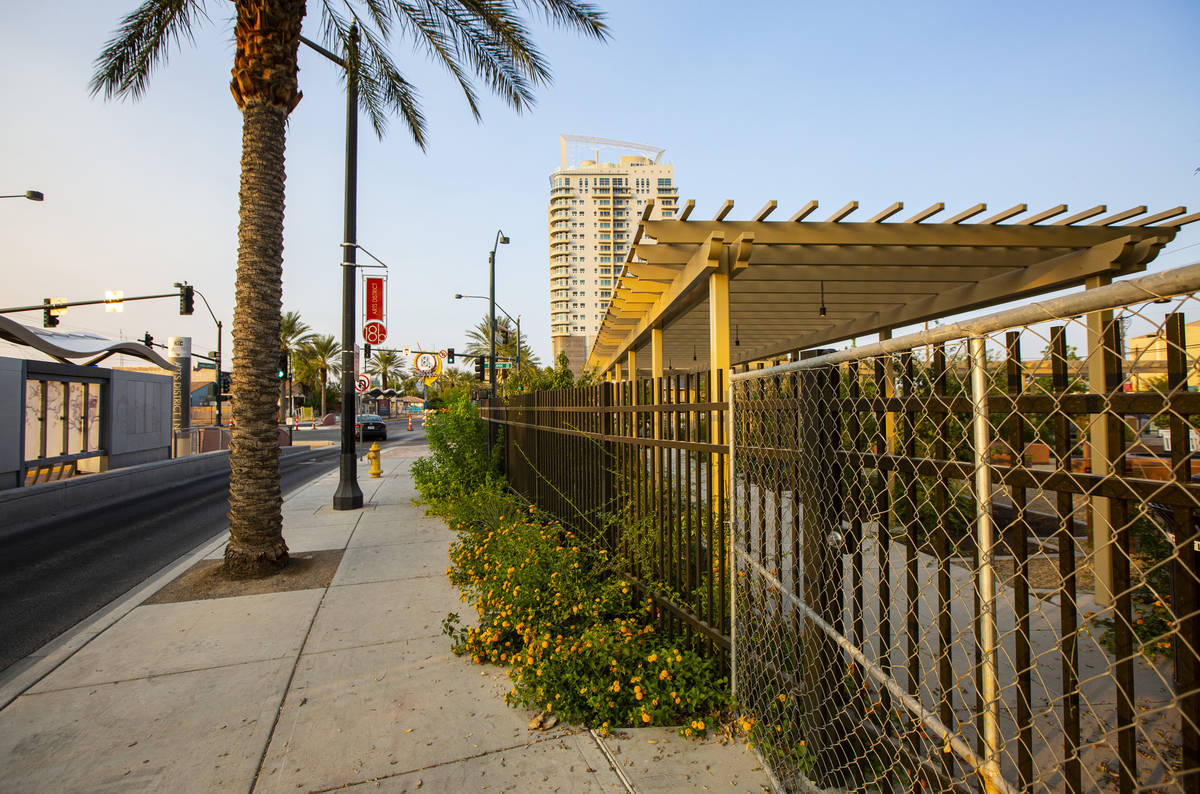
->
[364, 276, 385, 322]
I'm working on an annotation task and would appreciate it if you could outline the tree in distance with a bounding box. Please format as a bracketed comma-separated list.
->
[463, 314, 540, 369]
[91, 0, 609, 577]
[298, 334, 341, 418]
[365, 348, 405, 390]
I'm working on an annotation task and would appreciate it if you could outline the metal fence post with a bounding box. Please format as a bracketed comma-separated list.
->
[798, 353, 844, 786]
[968, 334, 1002, 790]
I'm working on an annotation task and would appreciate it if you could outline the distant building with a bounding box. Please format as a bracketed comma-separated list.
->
[1127, 320, 1200, 391]
[549, 135, 678, 375]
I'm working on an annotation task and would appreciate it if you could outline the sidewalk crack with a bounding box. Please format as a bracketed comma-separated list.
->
[302, 731, 587, 794]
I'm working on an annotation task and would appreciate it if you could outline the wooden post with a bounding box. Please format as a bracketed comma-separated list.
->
[710, 272, 731, 487]
[1085, 274, 1115, 605]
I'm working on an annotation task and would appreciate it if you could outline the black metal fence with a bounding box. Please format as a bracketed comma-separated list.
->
[483, 371, 731, 662]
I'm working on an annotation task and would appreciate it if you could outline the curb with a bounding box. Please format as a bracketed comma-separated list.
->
[0, 452, 338, 711]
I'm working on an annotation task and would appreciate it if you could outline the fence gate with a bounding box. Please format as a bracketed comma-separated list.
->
[730, 266, 1200, 793]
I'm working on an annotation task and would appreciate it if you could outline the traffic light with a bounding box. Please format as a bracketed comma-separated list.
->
[180, 285, 194, 315]
[474, 355, 485, 380]
[499, 328, 510, 345]
[276, 351, 288, 379]
[142, 332, 153, 348]
[220, 372, 232, 394]
[42, 298, 58, 328]
[364, 343, 372, 359]
[446, 347, 455, 364]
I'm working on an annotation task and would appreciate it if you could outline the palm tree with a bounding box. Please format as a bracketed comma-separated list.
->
[280, 310, 313, 420]
[365, 349, 404, 389]
[299, 334, 341, 418]
[92, 1, 608, 578]
[281, 311, 313, 356]
[463, 315, 540, 370]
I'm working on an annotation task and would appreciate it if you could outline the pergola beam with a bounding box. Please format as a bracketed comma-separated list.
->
[587, 197, 1184, 376]
[641, 219, 1160, 248]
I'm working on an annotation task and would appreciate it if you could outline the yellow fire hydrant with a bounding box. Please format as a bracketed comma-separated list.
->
[367, 441, 382, 478]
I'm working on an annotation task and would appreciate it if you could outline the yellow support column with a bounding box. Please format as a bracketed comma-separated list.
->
[1086, 274, 1115, 606]
[627, 349, 637, 385]
[615, 362, 623, 383]
[710, 271, 731, 487]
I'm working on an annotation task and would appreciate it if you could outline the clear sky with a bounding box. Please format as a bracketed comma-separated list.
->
[2, 0, 1198, 370]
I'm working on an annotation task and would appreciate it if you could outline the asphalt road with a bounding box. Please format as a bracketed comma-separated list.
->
[0, 424, 427, 676]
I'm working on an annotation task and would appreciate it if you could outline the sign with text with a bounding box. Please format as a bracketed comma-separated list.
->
[413, 352, 440, 377]
[364, 276, 385, 322]
[167, 336, 191, 359]
[363, 321, 387, 344]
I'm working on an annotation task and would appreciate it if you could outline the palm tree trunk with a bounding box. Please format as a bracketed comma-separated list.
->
[225, 100, 290, 577]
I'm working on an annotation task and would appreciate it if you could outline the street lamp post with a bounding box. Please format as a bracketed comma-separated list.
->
[454, 293, 521, 372]
[487, 231, 510, 396]
[302, 27, 364, 511]
[1, 190, 43, 201]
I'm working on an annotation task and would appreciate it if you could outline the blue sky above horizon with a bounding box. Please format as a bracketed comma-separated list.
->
[1, 0, 1197, 369]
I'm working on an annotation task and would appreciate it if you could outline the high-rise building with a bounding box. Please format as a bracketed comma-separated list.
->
[549, 135, 678, 374]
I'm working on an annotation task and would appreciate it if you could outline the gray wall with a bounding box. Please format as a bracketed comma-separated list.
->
[109, 368, 172, 468]
[0, 358, 172, 489]
[0, 359, 23, 489]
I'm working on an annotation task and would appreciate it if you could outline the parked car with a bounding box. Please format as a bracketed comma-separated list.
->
[355, 414, 387, 441]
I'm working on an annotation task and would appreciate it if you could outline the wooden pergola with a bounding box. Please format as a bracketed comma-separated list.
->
[586, 199, 1197, 380]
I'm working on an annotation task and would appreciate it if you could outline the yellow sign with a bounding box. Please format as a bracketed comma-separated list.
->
[423, 356, 442, 387]
[300, 406, 313, 422]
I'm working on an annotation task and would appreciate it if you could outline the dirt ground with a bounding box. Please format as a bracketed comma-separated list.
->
[144, 549, 344, 604]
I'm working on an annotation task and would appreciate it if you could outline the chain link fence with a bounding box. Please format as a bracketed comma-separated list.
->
[731, 264, 1200, 792]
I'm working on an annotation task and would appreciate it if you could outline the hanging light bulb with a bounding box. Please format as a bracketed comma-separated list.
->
[693, 344, 697, 362]
[819, 280, 827, 318]
[735, 325, 741, 346]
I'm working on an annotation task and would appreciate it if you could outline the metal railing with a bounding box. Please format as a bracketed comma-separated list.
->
[484, 373, 732, 662]
[731, 263, 1200, 792]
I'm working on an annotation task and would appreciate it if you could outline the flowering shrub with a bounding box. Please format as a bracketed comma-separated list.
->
[438, 487, 729, 734]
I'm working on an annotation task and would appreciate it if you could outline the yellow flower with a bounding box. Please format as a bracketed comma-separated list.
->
[641, 712, 651, 723]
[647, 653, 658, 663]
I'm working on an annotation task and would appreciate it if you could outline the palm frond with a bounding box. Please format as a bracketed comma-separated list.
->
[316, 0, 608, 144]
[90, 0, 211, 100]
[516, 0, 608, 40]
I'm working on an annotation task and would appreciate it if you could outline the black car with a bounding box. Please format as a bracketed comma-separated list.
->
[355, 414, 387, 441]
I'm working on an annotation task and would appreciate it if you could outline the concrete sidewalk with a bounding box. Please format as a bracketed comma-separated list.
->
[0, 441, 770, 793]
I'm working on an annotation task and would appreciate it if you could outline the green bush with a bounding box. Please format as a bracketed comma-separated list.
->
[410, 392, 500, 514]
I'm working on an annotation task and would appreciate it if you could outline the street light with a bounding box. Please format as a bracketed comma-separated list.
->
[1, 190, 43, 201]
[454, 293, 521, 373]
[488, 231, 510, 396]
[300, 27, 363, 511]
[176, 281, 225, 427]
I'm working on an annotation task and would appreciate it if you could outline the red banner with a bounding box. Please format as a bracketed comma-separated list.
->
[365, 277, 384, 322]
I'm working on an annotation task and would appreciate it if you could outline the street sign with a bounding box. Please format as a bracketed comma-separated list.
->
[413, 352, 439, 376]
[485, 361, 513, 370]
[196, 361, 216, 370]
[402, 346, 411, 358]
[168, 336, 191, 359]
[362, 320, 387, 344]
[438, 349, 447, 359]
[355, 374, 370, 393]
